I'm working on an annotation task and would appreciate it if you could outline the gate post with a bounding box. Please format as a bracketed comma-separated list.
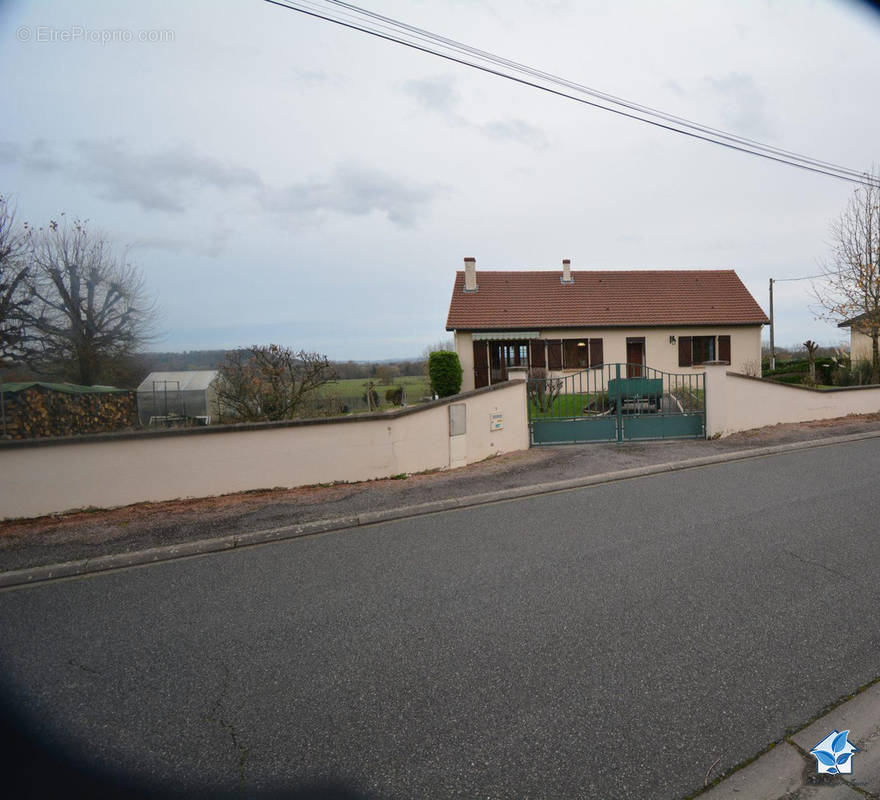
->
[703, 362, 729, 438]
[614, 363, 623, 442]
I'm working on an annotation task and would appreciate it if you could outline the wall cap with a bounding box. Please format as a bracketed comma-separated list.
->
[728, 371, 880, 393]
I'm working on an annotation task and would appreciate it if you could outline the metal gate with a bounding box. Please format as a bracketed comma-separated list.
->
[528, 363, 705, 444]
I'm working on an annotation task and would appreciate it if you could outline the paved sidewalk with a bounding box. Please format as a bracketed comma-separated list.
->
[696, 680, 880, 799]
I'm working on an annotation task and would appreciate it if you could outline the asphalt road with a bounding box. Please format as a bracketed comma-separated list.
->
[2, 438, 880, 799]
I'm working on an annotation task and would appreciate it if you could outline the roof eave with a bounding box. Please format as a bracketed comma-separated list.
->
[448, 320, 767, 331]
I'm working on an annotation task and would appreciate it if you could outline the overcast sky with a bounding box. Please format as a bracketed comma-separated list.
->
[1, 0, 879, 359]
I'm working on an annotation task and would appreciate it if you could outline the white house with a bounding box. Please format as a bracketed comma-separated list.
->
[446, 258, 768, 392]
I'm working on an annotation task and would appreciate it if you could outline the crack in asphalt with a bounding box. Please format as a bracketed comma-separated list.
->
[781, 548, 854, 583]
[204, 665, 251, 795]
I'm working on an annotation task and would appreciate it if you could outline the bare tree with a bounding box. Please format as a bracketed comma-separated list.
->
[803, 339, 819, 385]
[22, 217, 157, 385]
[814, 171, 880, 382]
[216, 344, 336, 422]
[0, 196, 32, 367]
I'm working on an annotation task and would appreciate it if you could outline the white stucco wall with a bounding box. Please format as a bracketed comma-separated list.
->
[850, 329, 875, 363]
[0, 381, 529, 520]
[704, 364, 880, 437]
[456, 331, 476, 392]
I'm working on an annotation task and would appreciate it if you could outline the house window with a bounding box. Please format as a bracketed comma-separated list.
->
[563, 339, 589, 368]
[555, 338, 604, 370]
[501, 343, 528, 367]
[678, 335, 731, 366]
[692, 336, 715, 363]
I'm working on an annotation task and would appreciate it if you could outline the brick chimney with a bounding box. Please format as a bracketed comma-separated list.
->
[464, 257, 477, 292]
[561, 258, 573, 284]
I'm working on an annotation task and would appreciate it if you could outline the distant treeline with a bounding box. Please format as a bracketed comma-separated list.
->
[128, 351, 425, 385]
[1, 349, 427, 389]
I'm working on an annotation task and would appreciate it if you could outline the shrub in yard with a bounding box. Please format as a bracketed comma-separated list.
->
[764, 357, 834, 385]
[428, 351, 463, 398]
[385, 386, 404, 406]
[768, 372, 808, 385]
[830, 358, 874, 386]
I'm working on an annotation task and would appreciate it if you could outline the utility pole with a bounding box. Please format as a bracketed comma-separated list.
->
[769, 278, 775, 371]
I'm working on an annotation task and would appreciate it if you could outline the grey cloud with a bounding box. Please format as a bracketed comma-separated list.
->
[404, 75, 548, 149]
[0, 139, 64, 172]
[289, 68, 349, 88]
[261, 163, 439, 226]
[662, 79, 685, 97]
[74, 140, 262, 212]
[2, 138, 263, 213]
[404, 75, 462, 115]
[482, 119, 548, 148]
[132, 226, 231, 258]
[703, 72, 773, 139]
[292, 68, 331, 86]
[129, 235, 187, 253]
[4, 138, 437, 227]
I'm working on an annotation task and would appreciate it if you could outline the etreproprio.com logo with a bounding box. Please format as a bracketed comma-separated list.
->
[16, 25, 175, 44]
[810, 729, 859, 775]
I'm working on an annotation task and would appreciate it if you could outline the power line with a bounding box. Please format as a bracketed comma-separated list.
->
[774, 273, 830, 282]
[264, 0, 879, 188]
[322, 0, 871, 181]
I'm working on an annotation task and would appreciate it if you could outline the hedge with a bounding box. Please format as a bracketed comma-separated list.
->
[428, 351, 463, 398]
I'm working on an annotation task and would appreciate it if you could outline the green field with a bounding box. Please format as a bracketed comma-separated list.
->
[317, 375, 432, 412]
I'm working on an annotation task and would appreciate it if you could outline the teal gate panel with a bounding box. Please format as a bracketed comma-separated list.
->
[528, 363, 705, 445]
[622, 413, 704, 441]
[532, 417, 617, 444]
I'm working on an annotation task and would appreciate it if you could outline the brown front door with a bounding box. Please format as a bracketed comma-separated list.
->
[626, 339, 645, 377]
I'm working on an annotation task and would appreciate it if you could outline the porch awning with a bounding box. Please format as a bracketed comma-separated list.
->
[472, 331, 541, 341]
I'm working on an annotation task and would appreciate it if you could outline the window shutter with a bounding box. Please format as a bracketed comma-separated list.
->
[473, 340, 488, 368]
[547, 340, 562, 370]
[678, 336, 693, 367]
[718, 335, 731, 363]
[589, 338, 604, 368]
[529, 339, 546, 368]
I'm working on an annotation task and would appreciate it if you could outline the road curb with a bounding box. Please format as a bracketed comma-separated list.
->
[3, 428, 880, 590]
[693, 678, 880, 799]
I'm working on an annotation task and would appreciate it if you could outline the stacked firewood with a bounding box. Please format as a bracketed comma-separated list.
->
[0, 384, 138, 439]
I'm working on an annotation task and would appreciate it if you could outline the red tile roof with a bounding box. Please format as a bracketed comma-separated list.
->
[446, 269, 769, 330]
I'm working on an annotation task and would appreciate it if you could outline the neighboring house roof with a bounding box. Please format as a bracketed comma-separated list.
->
[446, 269, 769, 330]
[837, 311, 880, 329]
[136, 370, 219, 393]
